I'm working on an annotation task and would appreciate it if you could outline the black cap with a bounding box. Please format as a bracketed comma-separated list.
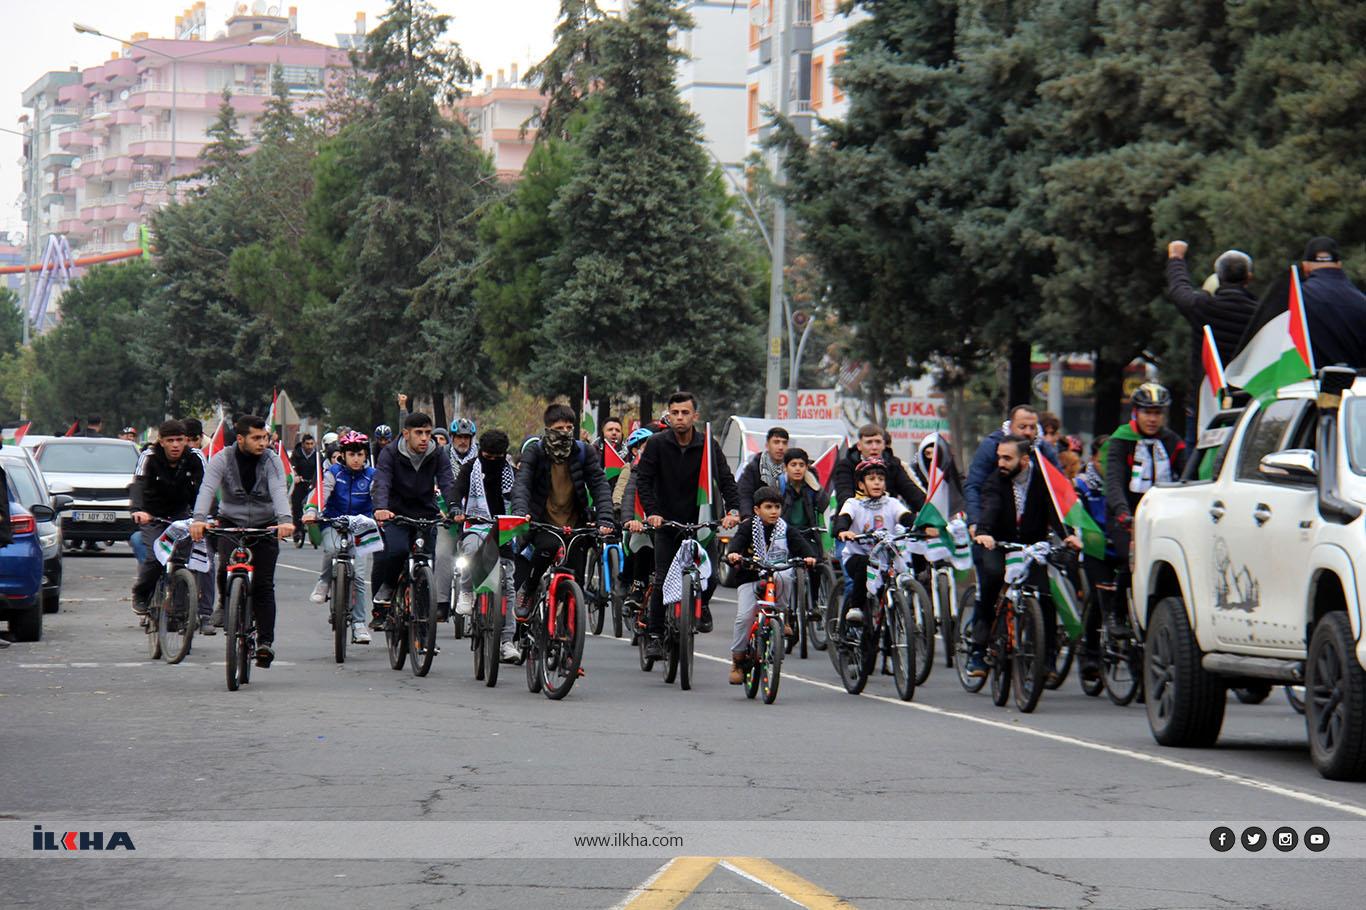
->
[1303, 236, 1341, 263]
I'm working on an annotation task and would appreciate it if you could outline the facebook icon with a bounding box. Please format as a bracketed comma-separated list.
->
[1209, 826, 1236, 853]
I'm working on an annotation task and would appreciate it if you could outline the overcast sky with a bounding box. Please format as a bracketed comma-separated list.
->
[2, 0, 562, 240]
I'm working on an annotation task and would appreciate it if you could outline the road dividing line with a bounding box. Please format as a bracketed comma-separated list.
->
[721, 858, 858, 909]
[615, 856, 720, 910]
[276, 562, 317, 576]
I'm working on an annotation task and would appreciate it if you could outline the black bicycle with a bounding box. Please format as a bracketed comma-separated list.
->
[142, 519, 200, 665]
[785, 528, 833, 659]
[205, 526, 278, 692]
[826, 529, 918, 700]
[317, 516, 361, 664]
[645, 520, 717, 692]
[583, 532, 627, 638]
[381, 515, 446, 678]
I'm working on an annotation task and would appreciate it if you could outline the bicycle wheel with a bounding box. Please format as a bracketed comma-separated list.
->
[541, 578, 586, 700]
[409, 564, 438, 677]
[386, 577, 409, 671]
[678, 575, 696, 691]
[525, 617, 544, 694]
[889, 587, 916, 701]
[936, 571, 955, 668]
[159, 567, 198, 665]
[956, 586, 987, 693]
[989, 614, 1011, 707]
[638, 626, 656, 672]
[145, 577, 164, 661]
[793, 570, 809, 660]
[761, 613, 783, 704]
[1011, 596, 1047, 713]
[609, 551, 625, 639]
[807, 563, 833, 652]
[332, 560, 350, 665]
[904, 576, 934, 687]
[225, 575, 245, 691]
[584, 550, 606, 636]
[1104, 636, 1143, 706]
[483, 597, 501, 688]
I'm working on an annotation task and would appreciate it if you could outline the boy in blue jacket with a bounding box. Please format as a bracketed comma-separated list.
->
[304, 431, 376, 644]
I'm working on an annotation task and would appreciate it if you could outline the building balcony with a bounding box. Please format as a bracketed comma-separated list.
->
[44, 152, 78, 172]
[57, 172, 84, 192]
[78, 156, 104, 177]
[81, 65, 106, 88]
[102, 156, 134, 177]
[57, 83, 89, 105]
[107, 204, 137, 223]
[113, 109, 141, 127]
[127, 138, 207, 160]
[103, 58, 137, 85]
[58, 129, 93, 150]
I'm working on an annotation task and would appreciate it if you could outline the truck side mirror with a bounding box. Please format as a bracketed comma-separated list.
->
[1260, 448, 1318, 483]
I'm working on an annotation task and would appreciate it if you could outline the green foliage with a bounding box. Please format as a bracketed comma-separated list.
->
[0, 289, 21, 355]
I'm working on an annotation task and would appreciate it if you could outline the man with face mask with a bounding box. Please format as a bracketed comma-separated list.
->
[510, 404, 615, 618]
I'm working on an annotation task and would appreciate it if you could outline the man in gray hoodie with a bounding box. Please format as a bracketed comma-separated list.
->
[191, 415, 295, 667]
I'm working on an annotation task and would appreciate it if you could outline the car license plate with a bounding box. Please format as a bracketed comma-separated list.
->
[72, 511, 117, 523]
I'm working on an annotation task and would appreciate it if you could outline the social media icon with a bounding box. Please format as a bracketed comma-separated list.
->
[1304, 827, 1330, 853]
[1209, 826, 1236, 853]
[1241, 826, 1266, 852]
[1273, 827, 1298, 852]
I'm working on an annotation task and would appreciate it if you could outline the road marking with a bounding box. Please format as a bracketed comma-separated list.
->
[615, 856, 719, 910]
[277, 562, 317, 576]
[721, 857, 858, 909]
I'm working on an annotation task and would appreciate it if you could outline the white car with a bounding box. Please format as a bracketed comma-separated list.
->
[1133, 366, 1366, 780]
[29, 437, 140, 551]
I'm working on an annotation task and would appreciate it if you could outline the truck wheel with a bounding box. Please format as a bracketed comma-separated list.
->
[9, 602, 43, 642]
[1144, 597, 1224, 747]
[1306, 612, 1366, 781]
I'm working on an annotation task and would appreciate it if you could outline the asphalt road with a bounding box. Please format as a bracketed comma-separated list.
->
[2, 544, 1364, 908]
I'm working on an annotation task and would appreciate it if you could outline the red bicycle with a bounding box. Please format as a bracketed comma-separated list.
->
[732, 556, 808, 704]
[515, 523, 594, 700]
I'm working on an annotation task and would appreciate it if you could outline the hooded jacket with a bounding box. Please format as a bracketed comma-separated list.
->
[635, 427, 739, 523]
[372, 437, 457, 520]
[510, 439, 614, 526]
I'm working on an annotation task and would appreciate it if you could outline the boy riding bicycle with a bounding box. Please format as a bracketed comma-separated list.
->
[304, 431, 376, 645]
[834, 460, 916, 629]
[450, 430, 521, 661]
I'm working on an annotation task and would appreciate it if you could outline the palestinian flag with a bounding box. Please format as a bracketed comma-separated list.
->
[304, 449, 325, 517]
[2, 421, 31, 446]
[580, 376, 596, 440]
[1194, 323, 1228, 437]
[470, 531, 505, 596]
[496, 515, 529, 546]
[914, 443, 971, 569]
[696, 422, 715, 545]
[1035, 449, 1106, 560]
[205, 418, 227, 459]
[1224, 266, 1314, 403]
[602, 440, 626, 483]
[1047, 570, 1085, 638]
[810, 444, 839, 554]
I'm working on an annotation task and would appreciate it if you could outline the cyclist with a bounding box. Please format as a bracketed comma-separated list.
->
[449, 418, 478, 472]
[619, 426, 659, 611]
[968, 436, 1081, 681]
[304, 430, 375, 645]
[509, 403, 615, 617]
[373, 424, 394, 455]
[724, 485, 817, 684]
[964, 405, 1060, 528]
[834, 459, 916, 631]
[634, 391, 741, 658]
[190, 415, 295, 668]
[371, 413, 459, 623]
[289, 434, 317, 543]
[776, 447, 828, 540]
[432, 428, 450, 453]
[130, 419, 204, 618]
[736, 426, 789, 515]
[450, 429, 520, 660]
[832, 424, 924, 508]
[597, 416, 629, 501]
[911, 432, 964, 501]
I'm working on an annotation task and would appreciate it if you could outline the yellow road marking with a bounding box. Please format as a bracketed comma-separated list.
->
[723, 857, 859, 909]
[617, 856, 720, 910]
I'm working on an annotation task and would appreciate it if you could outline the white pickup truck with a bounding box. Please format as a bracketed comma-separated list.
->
[1133, 366, 1366, 780]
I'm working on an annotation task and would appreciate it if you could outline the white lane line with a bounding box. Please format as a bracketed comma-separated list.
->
[685, 644, 1366, 819]
[607, 858, 682, 910]
[18, 663, 66, 668]
[277, 562, 317, 576]
[717, 860, 804, 908]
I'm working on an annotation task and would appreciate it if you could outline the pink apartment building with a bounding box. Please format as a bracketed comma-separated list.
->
[454, 64, 544, 181]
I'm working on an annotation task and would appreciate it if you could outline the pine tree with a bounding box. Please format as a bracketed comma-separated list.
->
[197, 88, 247, 183]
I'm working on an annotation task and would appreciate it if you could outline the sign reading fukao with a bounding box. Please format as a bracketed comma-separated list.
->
[884, 394, 951, 461]
[776, 389, 840, 421]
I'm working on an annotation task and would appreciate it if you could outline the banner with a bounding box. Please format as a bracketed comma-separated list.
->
[884, 394, 950, 461]
[775, 389, 840, 421]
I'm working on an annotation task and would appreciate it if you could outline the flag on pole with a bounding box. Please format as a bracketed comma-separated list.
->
[265, 388, 279, 431]
[1194, 323, 1229, 440]
[602, 441, 626, 484]
[580, 376, 596, 440]
[696, 422, 715, 546]
[2, 422, 31, 446]
[277, 438, 295, 492]
[1035, 449, 1106, 559]
[204, 418, 227, 459]
[913, 443, 972, 569]
[470, 531, 506, 596]
[64, 419, 79, 437]
[809, 444, 840, 555]
[304, 449, 325, 517]
[1224, 266, 1315, 404]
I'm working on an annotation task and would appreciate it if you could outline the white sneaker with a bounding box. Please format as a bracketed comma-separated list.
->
[456, 592, 474, 616]
[352, 622, 371, 644]
[500, 640, 520, 662]
[844, 608, 864, 625]
[310, 580, 329, 604]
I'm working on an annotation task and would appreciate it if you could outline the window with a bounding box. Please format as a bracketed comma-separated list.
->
[811, 56, 824, 109]
[833, 48, 846, 101]
[1235, 399, 1308, 481]
[814, 0, 824, 21]
[749, 0, 762, 49]
[747, 84, 760, 134]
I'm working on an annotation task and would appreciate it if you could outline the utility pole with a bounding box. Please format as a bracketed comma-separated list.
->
[764, 0, 791, 420]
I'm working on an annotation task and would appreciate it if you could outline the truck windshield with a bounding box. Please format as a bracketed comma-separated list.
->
[1346, 399, 1366, 475]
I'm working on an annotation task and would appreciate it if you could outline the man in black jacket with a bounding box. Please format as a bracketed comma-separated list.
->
[129, 419, 204, 617]
[969, 435, 1080, 679]
[635, 391, 741, 654]
[736, 426, 789, 515]
[832, 423, 925, 509]
[289, 434, 317, 544]
[510, 403, 614, 614]
[1299, 235, 1366, 368]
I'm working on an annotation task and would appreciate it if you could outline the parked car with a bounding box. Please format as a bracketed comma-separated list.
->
[1, 492, 51, 641]
[31, 437, 139, 550]
[0, 446, 72, 613]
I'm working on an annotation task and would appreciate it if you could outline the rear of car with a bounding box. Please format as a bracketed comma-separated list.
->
[33, 438, 139, 547]
[1, 503, 45, 641]
[0, 448, 66, 612]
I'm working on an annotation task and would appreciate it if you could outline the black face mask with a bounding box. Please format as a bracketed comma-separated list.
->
[544, 427, 574, 463]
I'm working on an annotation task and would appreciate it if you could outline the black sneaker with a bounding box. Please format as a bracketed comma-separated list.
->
[644, 636, 664, 659]
[697, 606, 713, 633]
[373, 584, 394, 605]
[370, 606, 389, 630]
[436, 602, 451, 623]
[255, 644, 275, 668]
[199, 618, 217, 637]
[209, 607, 225, 628]
[131, 600, 149, 618]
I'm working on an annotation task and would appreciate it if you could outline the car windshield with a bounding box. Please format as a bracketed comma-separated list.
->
[1347, 399, 1366, 476]
[1, 458, 44, 507]
[37, 442, 137, 475]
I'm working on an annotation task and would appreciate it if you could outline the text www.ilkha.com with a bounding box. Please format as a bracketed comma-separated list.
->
[572, 832, 685, 849]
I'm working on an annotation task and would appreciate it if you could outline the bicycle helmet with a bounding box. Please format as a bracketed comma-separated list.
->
[321, 431, 339, 446]
[1131, 381, 1172, 409]
[373, 423, 393, 441]
[450, 417, 477, 436]
[854, 458, 888, 483]
[627, 427, 654, 449]
[338, 430, 368, 450]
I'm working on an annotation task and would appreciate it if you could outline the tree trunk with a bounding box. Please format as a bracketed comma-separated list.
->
[1170, 383, 1189, 440]
[638, 390, 653, 431]
[1092, 352, 1125, 437]
[431, 387, 447, 431]
[597, 398, 611, 437]
[1007, 340, 1034, 408]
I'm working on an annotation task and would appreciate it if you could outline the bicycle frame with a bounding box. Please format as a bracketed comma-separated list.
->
[526, 523, 600, 639]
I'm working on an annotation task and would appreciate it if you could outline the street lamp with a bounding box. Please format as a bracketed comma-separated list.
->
[73, 22, 290, 200]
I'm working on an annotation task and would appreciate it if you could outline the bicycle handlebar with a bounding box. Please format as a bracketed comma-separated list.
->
[657, 519, 720, 534]
[731, 555, 811, 573]
[384, 514, 453, 529]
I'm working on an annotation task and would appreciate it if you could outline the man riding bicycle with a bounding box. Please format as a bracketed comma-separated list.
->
[130, 419, 204, 620]
[304, 430, 376, 645]
[509, 404, 614, 620]
[634, 391, 741, 658]
[190, 415, 295, 667]
[451, 429, 521, 661]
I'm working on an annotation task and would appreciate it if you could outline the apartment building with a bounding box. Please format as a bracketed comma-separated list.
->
[455, 65, 543, 181]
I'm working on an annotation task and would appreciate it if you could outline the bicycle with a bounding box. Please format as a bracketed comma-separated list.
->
[953, 580, 987, 693]
[825, 529, 918, 700]
[464, 532, 513, 688]
[983, 540, 1069, 714]
[514, 522, 593, 700]
[645, 520, 717, 691]
[732, 555, 807, 704]
[318, 516, 361, 664]
[142, 519, 200, 665]
[205, 526, 279, 692]
[583, 532, 626, 638]
[785, 528, 833, 659]
[380, 515, 446, 678]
